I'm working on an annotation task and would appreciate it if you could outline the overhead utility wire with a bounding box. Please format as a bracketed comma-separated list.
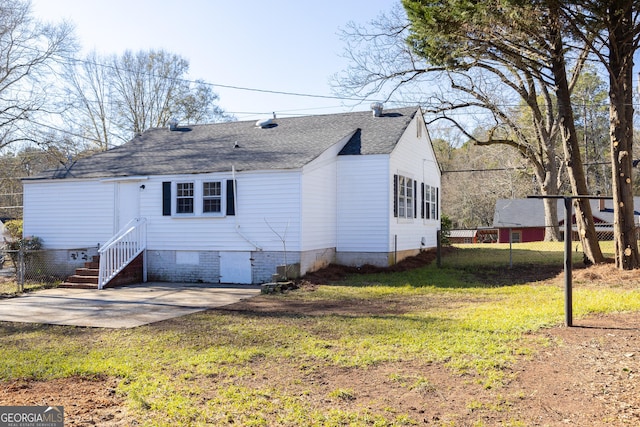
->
[14, 43, 640, 110]
[442, 166, 527, 173]
[61, 54, 389, 105]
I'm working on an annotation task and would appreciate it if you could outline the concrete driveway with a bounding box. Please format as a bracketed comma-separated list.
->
[0, 283, 261, 328]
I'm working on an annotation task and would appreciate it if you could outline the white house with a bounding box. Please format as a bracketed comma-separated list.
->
[22, 105, 441, 286]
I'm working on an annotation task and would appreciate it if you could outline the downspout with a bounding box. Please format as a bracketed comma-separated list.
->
[231, 165, 262, 250]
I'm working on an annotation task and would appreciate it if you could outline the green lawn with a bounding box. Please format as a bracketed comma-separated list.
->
[443, 240, 616, 267]
[0, 245, 639, 426]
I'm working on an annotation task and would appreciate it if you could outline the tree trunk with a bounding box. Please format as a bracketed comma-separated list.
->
[607, 0, 640, 269]
[537, 163, 561, 241]
[548, 4, 604, 264]
[543, 198, 561, 241]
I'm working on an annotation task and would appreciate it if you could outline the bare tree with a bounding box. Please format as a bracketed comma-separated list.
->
[64, 49, 232, 149]
[440, 143, 536, 228]
[110, 50, 188, 136]
[0, 0, 75, 151]
[62, 51, 115, 150]
[0, 146, 64, 218]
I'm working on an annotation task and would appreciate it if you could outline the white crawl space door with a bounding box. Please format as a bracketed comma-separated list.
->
[219, 251, 252, 284]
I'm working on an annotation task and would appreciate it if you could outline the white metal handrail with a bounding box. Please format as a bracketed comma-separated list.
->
[98, 217, 147, 289]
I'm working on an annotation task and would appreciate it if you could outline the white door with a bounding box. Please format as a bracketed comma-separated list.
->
[115, 182, 140, 232]
[219, 251, 252, 284]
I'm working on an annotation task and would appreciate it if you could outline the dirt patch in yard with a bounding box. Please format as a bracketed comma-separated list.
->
[1, 249, 639, 425]
[0, 376, 131, 426]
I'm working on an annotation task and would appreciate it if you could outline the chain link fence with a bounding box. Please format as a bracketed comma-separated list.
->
[444, 225, 618, 268]
[0, 248, 75, 295]
[0, 225, 628, 295]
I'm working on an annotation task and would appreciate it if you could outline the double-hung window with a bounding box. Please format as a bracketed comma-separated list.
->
[167, 179, 231, 217]
[202, 181, 222, 213]
[424, 184, 439, 220]
[176, 182, 194, 214]
[396, 175, 414, 219]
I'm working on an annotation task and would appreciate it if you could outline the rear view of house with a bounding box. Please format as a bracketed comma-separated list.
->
[22, 105, 441, 286]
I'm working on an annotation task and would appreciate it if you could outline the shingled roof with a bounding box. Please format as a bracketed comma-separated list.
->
[32, 106, 419, 180]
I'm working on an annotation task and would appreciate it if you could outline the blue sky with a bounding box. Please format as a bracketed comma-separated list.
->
[31, 0, 397, 121]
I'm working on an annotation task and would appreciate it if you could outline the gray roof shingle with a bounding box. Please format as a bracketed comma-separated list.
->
[33, 107, 419, 180]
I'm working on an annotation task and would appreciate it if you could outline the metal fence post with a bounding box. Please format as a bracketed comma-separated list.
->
[509, 227, 513, 268]
[436, 230, 442, 268]
[17, 247, 24, 293]
[563, 197, 573, 327]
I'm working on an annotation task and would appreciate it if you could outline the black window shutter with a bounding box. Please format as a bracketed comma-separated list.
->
[436, 187, 439, 219]
[393, 174, 398, 217]
[414, 180, 418, 218]
[226, 179, 236, 216]
[421, 183, 425, 219]
[162, 182, 171, 216]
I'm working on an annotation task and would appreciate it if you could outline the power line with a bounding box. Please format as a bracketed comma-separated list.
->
[442, 167, 527, 173]
[2, 45, 638, 147]
[15, 40, 640, 114]
[62, 54, 389, 106]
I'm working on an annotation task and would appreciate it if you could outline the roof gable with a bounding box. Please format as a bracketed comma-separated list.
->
[34, 107, 419, 180]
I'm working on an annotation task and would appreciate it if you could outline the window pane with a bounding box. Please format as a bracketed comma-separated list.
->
[203, 181, 221, 197]
[396, 175, 416, 219]
[177, 182, 194, 196]
[176, 182, 194, 213]
[177, 198, 194, 214]
[203, 181, 222, 213]
[203, 199, 221, 213]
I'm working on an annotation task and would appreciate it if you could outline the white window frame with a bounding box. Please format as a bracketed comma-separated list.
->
[175, 181, 195, 215]
[397, 174, 414, 220]
[424, 184, 439, 221]
[202, 181, 222, 214]
[173, 179, 225, 217]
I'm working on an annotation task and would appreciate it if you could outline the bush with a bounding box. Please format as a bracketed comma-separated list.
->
[6, 236, 42, 251]
[3, 220, 42, 271]
[2, 220, 42, 251]
[3, 220, 23, 240]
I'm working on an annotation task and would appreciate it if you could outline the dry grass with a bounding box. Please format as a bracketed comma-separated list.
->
[572, 262, 640, 288]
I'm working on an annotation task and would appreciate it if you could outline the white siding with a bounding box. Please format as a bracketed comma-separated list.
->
[300, 134, 349, 251]
[142, 170, 302, 252]
[337, 155, 390, 251]
[23, 180, 115, 249]
[389, 114, 441, 251]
